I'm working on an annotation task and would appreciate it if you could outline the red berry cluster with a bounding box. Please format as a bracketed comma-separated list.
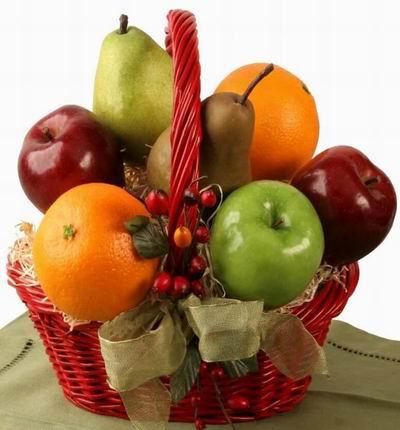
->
[147, 185, 219, 301]
[146, 187, 251, 428]
[143, 187, 216, 251]
[145, 185, 219, 218]
[191, 363, 251, 428]
[154, 251, 208, 301]
[152, 261, 206, 299]
[183, 187, 218, 209]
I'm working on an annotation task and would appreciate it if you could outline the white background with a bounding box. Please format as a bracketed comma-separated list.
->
[0, 0, 399, 339]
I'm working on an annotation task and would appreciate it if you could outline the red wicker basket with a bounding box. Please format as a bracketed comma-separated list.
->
[8, 9, 360, 426]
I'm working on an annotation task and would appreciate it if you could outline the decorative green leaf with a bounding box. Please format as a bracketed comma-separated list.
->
[170, 345, 201, 405]
[133, 222, 169, 259]
[124, 216, 150, 234]
[222, 355, 259, 379]
[242, 355, 259, 373]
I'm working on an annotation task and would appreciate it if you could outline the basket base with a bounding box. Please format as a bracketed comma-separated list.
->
[30, 308, 312, 424]
[63, 387, 309, 425]
[28, 308, 312, 424]
[9, 260, 359, 426]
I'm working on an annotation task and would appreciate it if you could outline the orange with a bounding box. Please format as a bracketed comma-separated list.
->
[215, 63, 319, 180]
[33, 183, 159, 322]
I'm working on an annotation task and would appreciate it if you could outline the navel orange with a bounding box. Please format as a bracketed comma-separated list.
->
[215, 63, 319, 180]
[33, 183, 159, 322]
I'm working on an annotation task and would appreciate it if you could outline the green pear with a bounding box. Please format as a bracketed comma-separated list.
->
[93, 15, 173, 163]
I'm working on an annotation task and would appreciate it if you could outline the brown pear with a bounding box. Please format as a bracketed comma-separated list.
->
[200, 93, 253, 193]
[146, 65, 274, 195]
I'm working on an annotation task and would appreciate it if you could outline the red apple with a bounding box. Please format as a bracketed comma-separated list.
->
[18, 105, 124, 212]
[291, 146, 397, 265]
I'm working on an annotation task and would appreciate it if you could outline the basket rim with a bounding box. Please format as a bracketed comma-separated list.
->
[7, 257, 359, 332]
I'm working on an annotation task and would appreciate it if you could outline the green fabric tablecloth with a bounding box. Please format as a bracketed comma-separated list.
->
[0, 313, 399, 429]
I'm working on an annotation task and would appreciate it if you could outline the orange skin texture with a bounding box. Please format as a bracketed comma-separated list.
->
[215, 63, 319, 180]
[33, 183, 159, 322]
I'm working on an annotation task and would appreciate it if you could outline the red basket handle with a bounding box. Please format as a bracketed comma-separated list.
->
[165, 10, 202, 269]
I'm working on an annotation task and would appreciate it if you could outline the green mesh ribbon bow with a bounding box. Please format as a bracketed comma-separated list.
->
[99, 295, 327, 430]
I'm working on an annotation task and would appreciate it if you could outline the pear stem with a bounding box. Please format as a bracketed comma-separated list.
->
[119, 14, 128, 34]
[42, 127, 53, 141]
[238, 64, 274, 105]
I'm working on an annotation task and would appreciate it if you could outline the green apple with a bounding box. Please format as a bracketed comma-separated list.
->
[210, 180, 324, 309]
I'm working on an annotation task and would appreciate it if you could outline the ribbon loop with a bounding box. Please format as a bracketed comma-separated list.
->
[260, 312, 328, 380]
[182, 295, 264, 362]
[99, 301, 187, 392]
[120, 380, 171, 430]
[99, 301, 187, 430]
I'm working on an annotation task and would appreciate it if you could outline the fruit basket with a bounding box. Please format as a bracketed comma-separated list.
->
[8, 259, 359, 425]
[12, 8, 395, 429]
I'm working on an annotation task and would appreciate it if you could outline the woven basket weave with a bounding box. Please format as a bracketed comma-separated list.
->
[8, 9, 360, 425]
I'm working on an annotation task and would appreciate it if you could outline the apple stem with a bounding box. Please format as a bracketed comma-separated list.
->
[42, 127, 53, 141]
[272, 218, 284, 229]
[364, 177, 380, 187]
[238, 64, 274, 105]
[119, 14, 128, 34]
